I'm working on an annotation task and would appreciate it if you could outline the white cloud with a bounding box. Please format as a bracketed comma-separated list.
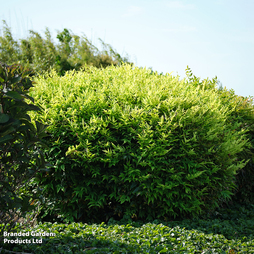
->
[166, 1, 195, 9]
[122, 6, 143, 17]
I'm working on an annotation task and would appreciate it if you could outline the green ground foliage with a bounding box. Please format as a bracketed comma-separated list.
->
[23, 63, 253, 226]
[1, 202, 254, 253]
[0, 20, 132, 77]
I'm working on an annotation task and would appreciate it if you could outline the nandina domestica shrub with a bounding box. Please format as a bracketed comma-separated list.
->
[26, 63, 251, 223]
[212, 87, 254, 206]
[183, 69, 254, 207]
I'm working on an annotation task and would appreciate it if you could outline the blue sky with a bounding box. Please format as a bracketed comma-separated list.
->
[1, 0, 254, 101]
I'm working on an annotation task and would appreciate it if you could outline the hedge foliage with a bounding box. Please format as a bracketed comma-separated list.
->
[184, 69, 254, 207]
[212, 87, 254, 205]
[0, 20, 132, 77]
[24, 63, 252, 224]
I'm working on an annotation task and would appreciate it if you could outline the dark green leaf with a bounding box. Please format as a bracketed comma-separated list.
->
[0, 134, 13, 143]
[0, 113, 9, 123]
[4, 91, 23, 100]
[10, 76, 22, 84]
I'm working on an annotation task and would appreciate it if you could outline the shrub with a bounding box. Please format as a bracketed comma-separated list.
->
[27, 64, 251, 223]
[0, 20, 132, 77]
[0, 61, 52, 242]
[183, 69, 254, 207]
[213, 87, 254, 206]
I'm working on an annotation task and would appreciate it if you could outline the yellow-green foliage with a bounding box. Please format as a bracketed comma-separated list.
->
[27, 63, 251, 223]
[211, 87, 254, 205]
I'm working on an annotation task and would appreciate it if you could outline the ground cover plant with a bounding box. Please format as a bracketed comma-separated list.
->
[1, 202, 254, 253]
[23, 63, 253, 225]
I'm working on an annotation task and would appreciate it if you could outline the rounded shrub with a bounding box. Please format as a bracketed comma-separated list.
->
[212, 87, 254, 206]
[27, 63, 251, 223]
[181, 69, 254, 207]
